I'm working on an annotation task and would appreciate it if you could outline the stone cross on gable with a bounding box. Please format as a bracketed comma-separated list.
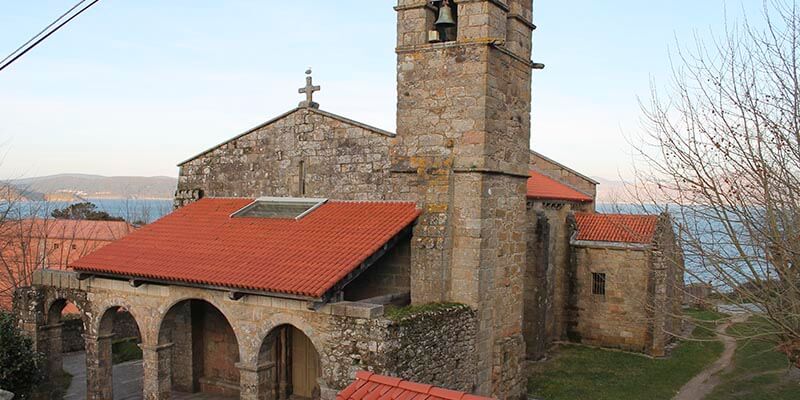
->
[298, 69, 321, 109]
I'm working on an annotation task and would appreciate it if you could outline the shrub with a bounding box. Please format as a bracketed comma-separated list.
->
[0, 312, 44, 399]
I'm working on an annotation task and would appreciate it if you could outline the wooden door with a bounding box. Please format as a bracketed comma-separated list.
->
[291, 327, 320, 399]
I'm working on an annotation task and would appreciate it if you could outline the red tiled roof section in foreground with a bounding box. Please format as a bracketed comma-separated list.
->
[338, 371, 494, 400]
[527, 170, 593, 202]
[574, 213, 659, 244]
[71, 199, 420, 298]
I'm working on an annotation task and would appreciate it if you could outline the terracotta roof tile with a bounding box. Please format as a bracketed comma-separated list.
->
[527, 170, 593, 202]
[338, 371, 494, 400]
[70, 199, 420, 298]
[574, 213, 659, 244]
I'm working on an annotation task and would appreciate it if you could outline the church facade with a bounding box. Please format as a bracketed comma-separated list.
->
[14, 1, 684, 399]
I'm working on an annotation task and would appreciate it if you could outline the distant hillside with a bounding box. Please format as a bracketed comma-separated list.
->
[9, 174, 178, 200]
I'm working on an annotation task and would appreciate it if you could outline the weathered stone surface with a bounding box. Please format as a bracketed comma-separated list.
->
[566, 213, 684, 356]
[391, 1, 535, 397]
[176, 108, 394, 206]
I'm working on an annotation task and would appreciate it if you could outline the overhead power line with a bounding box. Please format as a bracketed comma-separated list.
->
[0, 0, 100, 73]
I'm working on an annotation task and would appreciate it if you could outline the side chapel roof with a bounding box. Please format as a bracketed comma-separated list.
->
[526, 170, 594, 203]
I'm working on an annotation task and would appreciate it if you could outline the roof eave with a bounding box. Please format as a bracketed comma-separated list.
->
[527, 195, 593, 203]
[73, 270, 324, 303]
[570, 239, 652, 250]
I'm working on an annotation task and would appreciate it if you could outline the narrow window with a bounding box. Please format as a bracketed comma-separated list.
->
[298, 160, 306, 196]
[53, 243, 60, 250]
[592, 273, 606, 296]
[71, 244, 77, 250]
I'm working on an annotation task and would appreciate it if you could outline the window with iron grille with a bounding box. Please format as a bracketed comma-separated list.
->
[592, 273, 606, 296]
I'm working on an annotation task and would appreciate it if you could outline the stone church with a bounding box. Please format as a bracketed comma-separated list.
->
[14, 1, 684, 399]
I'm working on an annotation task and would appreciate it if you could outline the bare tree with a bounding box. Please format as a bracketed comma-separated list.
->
[0, 198, 134, 311]
[632, 0, 800, 367]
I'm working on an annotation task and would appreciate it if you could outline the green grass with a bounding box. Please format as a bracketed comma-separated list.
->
[112, 337, 143, 364]
[527, 309, 725, 400]
[384, 302, 468, 322]
[705, 317, 800, 400]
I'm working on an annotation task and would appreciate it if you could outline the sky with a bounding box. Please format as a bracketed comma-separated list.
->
[0, 1, 766, 180]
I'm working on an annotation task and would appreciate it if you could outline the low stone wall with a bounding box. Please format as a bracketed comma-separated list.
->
[383, 304, 477, 392]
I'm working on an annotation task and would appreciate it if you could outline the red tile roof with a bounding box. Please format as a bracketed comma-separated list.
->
[574, 213, 659, 244]
[338, 371, 494, 400]
[71, 199, 420, 298]
[527, 170, 593, 202]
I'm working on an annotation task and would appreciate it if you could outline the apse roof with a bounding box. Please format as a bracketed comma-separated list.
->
[574, 213, 659, 244]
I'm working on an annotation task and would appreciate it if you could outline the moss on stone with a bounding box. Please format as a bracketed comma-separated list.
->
[384, 302, 469, 322]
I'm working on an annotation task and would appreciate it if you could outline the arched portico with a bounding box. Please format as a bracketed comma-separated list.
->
[154, 299, 241, 398]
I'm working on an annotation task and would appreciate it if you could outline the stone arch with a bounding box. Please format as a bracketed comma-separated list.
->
[41, 296, 89, 381]
[88, 305, 144, 400]
[156, 298, 242, 397]
[254, 318, 324, 400]
[250, 313, 326, 366]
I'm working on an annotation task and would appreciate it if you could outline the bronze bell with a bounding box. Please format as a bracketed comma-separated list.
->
[435, 0, 456, 28]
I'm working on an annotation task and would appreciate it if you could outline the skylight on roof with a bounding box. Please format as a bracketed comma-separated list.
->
[231, 197, 327, 219]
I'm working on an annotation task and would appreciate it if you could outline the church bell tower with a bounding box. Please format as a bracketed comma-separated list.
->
[392, 0, 536, 398]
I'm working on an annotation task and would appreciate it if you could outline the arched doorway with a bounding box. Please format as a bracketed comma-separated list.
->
[258, 324, 321, 400]
[158, 299, 241, 398]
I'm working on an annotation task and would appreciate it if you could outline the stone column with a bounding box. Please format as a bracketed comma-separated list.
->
[41, 323, 65, 379]
[141, 342, 173, 400]
[237, 361, 275, 400]
[85, 332, 115, 400]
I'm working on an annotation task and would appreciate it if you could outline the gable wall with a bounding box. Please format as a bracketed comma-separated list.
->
[177, 109, 393, 205]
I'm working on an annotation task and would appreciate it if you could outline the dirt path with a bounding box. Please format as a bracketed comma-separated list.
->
[672, 314, 748, 400]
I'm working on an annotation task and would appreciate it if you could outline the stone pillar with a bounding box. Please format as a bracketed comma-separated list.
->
[170, 302, 194, 392]
[12, 287, 45, 348]
[41, 323, 64, 378]
[237, 361, 275, 400]
[141, 343, 173, 400]
[85, 333, 115, 400]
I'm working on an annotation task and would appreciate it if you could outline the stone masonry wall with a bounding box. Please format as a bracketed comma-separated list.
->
[177, 108, 393, 206]
[523, 200, 593, 360]
[392, 1, 535, 396]
[571, 246, 652, 353]
[383, 304, 477, 392]
[344, 239, 411, 301]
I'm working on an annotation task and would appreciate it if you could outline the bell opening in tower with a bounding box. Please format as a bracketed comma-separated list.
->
[430, 0, 457, 43]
